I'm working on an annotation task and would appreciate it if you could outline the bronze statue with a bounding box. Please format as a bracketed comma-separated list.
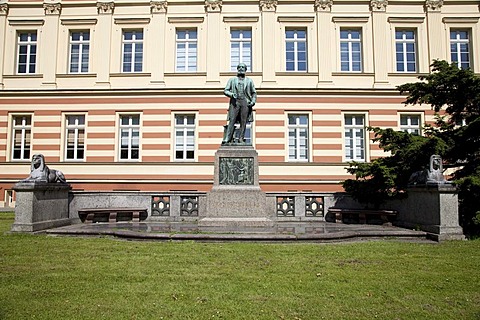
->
[222, 63, 257, 145]
[20, 154, 66, 184]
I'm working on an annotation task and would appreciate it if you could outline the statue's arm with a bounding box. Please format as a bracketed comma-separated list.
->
[249, 79, 257, 106]
[224, 78, 236, 98]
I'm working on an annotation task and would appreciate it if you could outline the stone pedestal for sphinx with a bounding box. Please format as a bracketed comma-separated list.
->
[396, 184, 465, 241]
[200, 145, 273, 227]
[11, 182, 71, 232]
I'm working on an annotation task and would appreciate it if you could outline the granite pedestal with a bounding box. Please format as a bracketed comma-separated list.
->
[11, 182, 71, 232]
[201, 145, 273, 227]
[396, 184, 465, 241]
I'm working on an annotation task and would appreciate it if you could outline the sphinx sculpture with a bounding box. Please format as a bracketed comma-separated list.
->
[408, 155, 450, 186]
[19, 154, 67, 184]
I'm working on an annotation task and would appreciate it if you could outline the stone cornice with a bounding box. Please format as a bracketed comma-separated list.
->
[44, 3, 61, 16]
[370, 0, 388, 12]
[314, 0, 333, 12]
[97, 1, 114, 14]
[150, 0, 167, 14]
[259, 0, 277, 12]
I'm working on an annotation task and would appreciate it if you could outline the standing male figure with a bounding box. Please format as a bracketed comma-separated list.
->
[222, 63, 257, 145]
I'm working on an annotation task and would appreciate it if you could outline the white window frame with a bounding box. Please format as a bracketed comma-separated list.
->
[395, 29, 417, 73]
[340, 29, 362, 72]
[230, 28, 252, 71]
[64, 114, 86, 161]
[285, 28, 308, 72]
[122, 30, 144, 73]
[17, 31, 37, 74]
[399, 113, 422, 135]
[118, 114, 141, 161]
[11, 114, 32, 161]
[174, 114, 196, 161]
[450, 29, 471, 69]
[287, 114, 310, 162]
[175, 29, 198, 72]
[69, 31, 90, 73]
[344, 113, 367, 162]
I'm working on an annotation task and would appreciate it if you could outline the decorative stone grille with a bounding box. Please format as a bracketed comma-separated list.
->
[151, 195, 170, 216]
[276, 196, 295, 217]
[180, 196, 199, 216]
[305, 196, 324, 217]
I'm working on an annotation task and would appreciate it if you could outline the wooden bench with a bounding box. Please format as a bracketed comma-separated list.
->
[78, 208, 147, 223]
[327, 208, 398, 225]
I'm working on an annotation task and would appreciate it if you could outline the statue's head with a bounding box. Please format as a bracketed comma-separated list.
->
[237, 63, 247, 76]
[31, 154, 45, 171]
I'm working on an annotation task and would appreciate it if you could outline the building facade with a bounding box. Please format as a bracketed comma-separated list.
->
[0, 0, 479, 208]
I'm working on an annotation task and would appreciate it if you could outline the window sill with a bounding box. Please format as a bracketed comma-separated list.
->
[57, 73, 97, 78]
[165, 72, 207, 77]
[3, 74, 43, 79]
[110, 73, 152, 78]
[275, 72, 319, 76]
[332, 72, 374, 76]
[387, 72, 429, 77]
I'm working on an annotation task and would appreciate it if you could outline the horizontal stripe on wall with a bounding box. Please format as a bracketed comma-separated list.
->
[312, 156, 343, 162]
[88, 110, 116, 116]
[33, 133, 61, 139]
[142, 156, 171, 162]
[143, 109, 172, 115]
[143, 120, 170, 127]
[143, 144, 170, 150]
[258, 156, 285, 162]
[32, 144, 60, 151]
[312, 132, 342, 139]
[87, 132, 116, 139]
[313, 144, 343, 150]
[369, 121, 397, 127]
[34, 110, 61, 116]
[85, 156, 115, 162]
[312, 120, 342, 127]
[256, 132, 285, 138]
[88, 145, 115, 150]
[369, 109, 398, 116]
[255, 143, 285, 150]
[34, 121, 61, 127]
[255, 120, 284, 126]
[88, 121, 116, 127]
[198, 132, 223, 139]
[143, 132, 170, 139]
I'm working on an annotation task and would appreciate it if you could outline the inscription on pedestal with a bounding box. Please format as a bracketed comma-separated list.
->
[219, 157, 254, 185]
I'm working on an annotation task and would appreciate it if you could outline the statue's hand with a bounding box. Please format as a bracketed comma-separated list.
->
[232, 93, 237, 99]
[248, 102, 255, 107]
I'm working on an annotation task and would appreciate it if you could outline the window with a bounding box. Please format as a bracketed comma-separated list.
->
[122, 30, 143, 73]
[65, 115, 85, 161]
[176, 29, 197, 72]
[69, 31, 90, 73]
[288, 115, 309, 161]
[340, 29, 362, 72]
[344, 115, 365, 162]
[400, 114, 421, 135]
[285, 28, 307, 72]
[11, 115, 32, 161]
[175, 115, 195, 161]
[450, 30, 471, 69]
[17, 32, 37, 74]
[395, 30, 416, 72]
[119, 115, 140, 160]
[230, 29, 252, 71]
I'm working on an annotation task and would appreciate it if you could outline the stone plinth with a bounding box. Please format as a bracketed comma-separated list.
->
[12, 182, 71, 232]
[397, 184, 464, 241]
[201, 145, 273, 227]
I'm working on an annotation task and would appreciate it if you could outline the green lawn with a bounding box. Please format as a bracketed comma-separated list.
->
[1, 212, 479, 320]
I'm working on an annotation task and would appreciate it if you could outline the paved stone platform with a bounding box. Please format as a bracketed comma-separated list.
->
[42, 221, 431, 242]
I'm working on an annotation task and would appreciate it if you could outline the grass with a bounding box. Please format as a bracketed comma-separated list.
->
[1, 212, 479, 320]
